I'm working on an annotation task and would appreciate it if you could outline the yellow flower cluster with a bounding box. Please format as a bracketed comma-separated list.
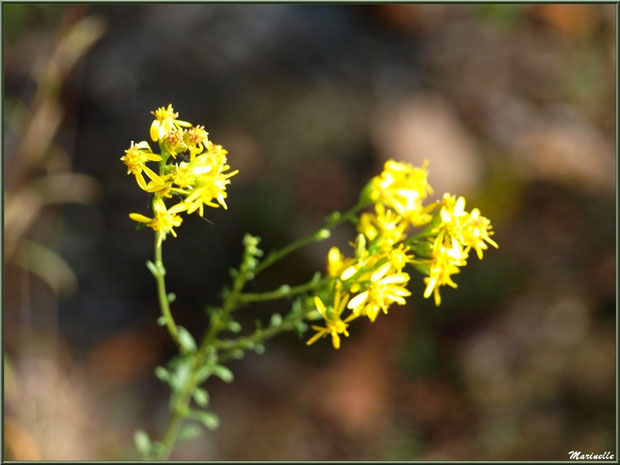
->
[122, 104, 238, 247]
[422, 193, 498, 306]
[307, 159, 498, 349]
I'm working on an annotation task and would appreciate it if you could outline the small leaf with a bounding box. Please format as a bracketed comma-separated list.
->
[230, 349, 245, 360]
[194, 411, 220, 430]
[157, 316, 167, 326]
[178, 423, 202, 442]
[170, 358, 192, 392]
[167, 292, 176, 303]
[134, 430, 151, 457]
[194, 365, 212, 384]
[294, 320, 309, 338]
[154, 366, 170, 383]
[193, 387, 209, 407]
[227, 320, 242, 333]
[146, 260, 158, 277]
[178, 327, 197, 352]
[253, 343, 265, 355]
[211, 365, 234, 383]
[270, 313, 283, 327]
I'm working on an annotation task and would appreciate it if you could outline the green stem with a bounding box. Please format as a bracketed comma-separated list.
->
[254, 200, 368, 276]
[215, 306, 314, 355]
[154, 231, 181, 348]
[150, 198, 369, 460]
[155, 357, 200, 460]
[238, 276, 328, 303]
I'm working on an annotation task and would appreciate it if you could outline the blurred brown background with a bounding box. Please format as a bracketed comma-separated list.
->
[3, 3, 616, 460]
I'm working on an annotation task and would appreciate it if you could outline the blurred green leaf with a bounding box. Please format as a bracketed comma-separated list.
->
[211, 364, 234, 383]
[192, 387, 209, 407]
[178, 327, 197, 352]
[193, 411, 220, 430]
[133, 430, 151, 457]
[178, 423, 202, 442]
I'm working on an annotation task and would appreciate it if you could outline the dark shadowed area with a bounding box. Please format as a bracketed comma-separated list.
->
[3, 4, 616, 460]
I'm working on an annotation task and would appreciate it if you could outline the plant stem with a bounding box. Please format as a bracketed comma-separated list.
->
[150, 199, 368, 460]
[238, 276, 328, 303]
[215, 306, 314, 359]
[154, 231, 181, 348]
[253, 200, 368, 276]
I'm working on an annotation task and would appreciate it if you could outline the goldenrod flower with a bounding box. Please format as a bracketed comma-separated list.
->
[369, 160, 433, 224]
[358, 204, 408, 250]
[184, 125, 210, 160]
[438, 194, 498, 260]
[130, 199, 187, 247]
[423, 236, 467, 306]
[171, 162, 196, 188]
[347, 262, 411, 322]
[184, 164, 239, 215]
[161, 129, 188, 158]
[460, 208, 498, 259]
[306, 293, 356, 349]
[121, 141, 163, 190]
[386, 244, 413, 271]
[150, 104, 191, 142]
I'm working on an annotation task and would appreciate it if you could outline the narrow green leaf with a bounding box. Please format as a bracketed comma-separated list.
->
[194, 411, 220, 430]
[134, 429, 151, 457]
[178, 327, 197, 352]
[211, 365, 234, 383]
[192, 387, 209, 407]
[178, 423, 202, 442]
[146, 260, 158, 277]
[154, 366, 170, 382]
[230, 349, 245, 360]
[227, 320, 242, 333]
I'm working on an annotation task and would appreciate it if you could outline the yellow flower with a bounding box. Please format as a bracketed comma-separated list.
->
[150, 104, 191, 142]
[145, 176, 173, 198]
[385, 244, 413, 272]
[357, 204, 408, 250]
[423, 235, 467, 306]
[121, 141, 163, 190]
[369, 160, 433, 224]
[183, 164, 239, 215]
[129, 199, 187, 247]
[460, 208, 498, 259]
[306, 293, 356, 349]
[184, 125, 210, 160]
[161, 129, 188, 158]
[171, 162, 196, 188]
[438, 194, 498, 259]
[346, 262, 411, 322]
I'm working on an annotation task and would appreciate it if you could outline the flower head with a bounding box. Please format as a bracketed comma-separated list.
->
[438, 194, 498, 260]
[369, 160, 433, 225]
[129, 199, 187, 247]
[150, 104, 191, 142]
[306, 292, 356, 349]
[184, 125, 210, 160]
[183, 162, 239, 215]
[423, 236, 467, 306]
[121, 141, 163, 190]
[347, 262, 411, 322]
